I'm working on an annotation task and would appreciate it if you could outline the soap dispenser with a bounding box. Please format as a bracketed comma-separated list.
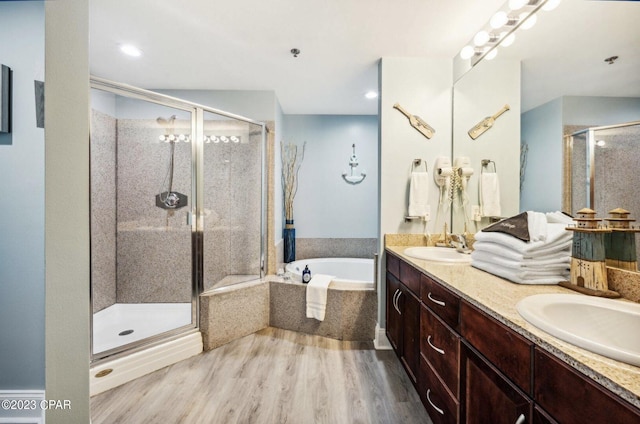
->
[302, 265, 311, 284]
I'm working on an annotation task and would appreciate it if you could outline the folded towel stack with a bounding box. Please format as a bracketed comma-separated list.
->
[306, 274, 335, 321]
[471, 211, 573, 285]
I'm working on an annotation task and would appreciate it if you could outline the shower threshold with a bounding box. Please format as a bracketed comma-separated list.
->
[93, 302, 192, 354]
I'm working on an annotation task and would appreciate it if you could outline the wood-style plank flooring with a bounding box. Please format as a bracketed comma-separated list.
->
[91, 327, 432, 424]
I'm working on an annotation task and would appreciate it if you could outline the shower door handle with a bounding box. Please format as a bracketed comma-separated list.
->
[186, 211, 193, 226]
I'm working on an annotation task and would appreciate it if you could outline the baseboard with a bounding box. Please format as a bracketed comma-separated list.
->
[0, 390, 45, 423]
[373, 322, 392, 350]
[90, 332, 202, 396]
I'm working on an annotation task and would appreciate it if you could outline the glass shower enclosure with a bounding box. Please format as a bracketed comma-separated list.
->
[90, 78, 265, 363]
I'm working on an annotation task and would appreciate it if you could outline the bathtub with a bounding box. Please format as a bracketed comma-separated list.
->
[285, 257, 374, 290]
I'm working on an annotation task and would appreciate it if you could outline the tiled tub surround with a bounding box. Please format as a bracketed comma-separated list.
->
[386, 245, 640, 409]
[199, 277, 377, 351]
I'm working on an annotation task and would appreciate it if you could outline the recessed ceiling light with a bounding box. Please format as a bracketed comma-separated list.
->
[120, 44, 142, 57]
[365, 91, 378, 99]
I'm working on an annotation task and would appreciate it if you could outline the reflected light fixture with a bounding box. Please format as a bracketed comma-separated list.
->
[519, 11, 537, 30]
[474, 30, 490, 46]
[120, 44, 142, 57]
[365, 91, 378, 99]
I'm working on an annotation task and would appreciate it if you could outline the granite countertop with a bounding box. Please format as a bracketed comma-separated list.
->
[386, 245, 640, 409]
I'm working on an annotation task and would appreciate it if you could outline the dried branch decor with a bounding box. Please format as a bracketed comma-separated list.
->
[281, 141, 306, 222]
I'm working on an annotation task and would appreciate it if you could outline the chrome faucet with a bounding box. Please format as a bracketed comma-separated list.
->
[450, 234, 471, 253]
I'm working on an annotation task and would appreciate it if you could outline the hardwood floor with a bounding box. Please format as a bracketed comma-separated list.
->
[91, 327, 432, 424]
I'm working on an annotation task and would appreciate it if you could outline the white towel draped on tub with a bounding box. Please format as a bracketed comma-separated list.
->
[306, 274, 335, 321]
[408, 171, 430, 218]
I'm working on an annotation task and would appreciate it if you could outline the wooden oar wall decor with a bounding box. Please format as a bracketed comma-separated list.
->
[393, 103, 435, 139]
[468, 104, 510, 140]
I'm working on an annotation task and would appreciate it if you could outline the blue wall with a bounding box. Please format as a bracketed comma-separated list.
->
[0, 1, 45, 390]
[283, 114, 379, 238]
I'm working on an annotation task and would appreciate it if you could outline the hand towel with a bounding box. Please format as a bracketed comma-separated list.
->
[480, 172, 501, 217]
[306, 274, 335, 321]
[408, 171, 430, 218]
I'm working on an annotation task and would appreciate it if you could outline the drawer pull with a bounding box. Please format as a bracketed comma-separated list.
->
[515, 414, 525, 424]
[426, 389, 444, 415]
[427, 292, 446, 307]
[393, 289, 402, 315]
[427, 335, 445, 355]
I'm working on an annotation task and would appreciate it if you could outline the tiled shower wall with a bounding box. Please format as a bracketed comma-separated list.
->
[90, 110, 117, 312]
[91, 110, 262, 310]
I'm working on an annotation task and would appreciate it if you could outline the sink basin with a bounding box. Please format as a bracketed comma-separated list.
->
[403, 246, 472, 263]
[516, 294, 640, 366]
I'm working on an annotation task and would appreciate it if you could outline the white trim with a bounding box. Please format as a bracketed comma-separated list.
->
[373, 322, 392, 350]
[90, 332, 202, 396]
[0, 391, 45, 424]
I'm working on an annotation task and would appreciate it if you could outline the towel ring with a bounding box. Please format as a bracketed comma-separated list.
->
[481, 159, 496, 173]
[411, 158, 428, 172]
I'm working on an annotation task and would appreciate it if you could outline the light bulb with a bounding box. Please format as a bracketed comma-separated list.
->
[596, 140, 606, 147]
[509, 0, 527, 10]
[230, 136, 239, 143]
[221, 136, 229, 143]
[205, 136, 210, 144]
[474, 30, 490, 46]
[168, 134, 176, 142]
[490, 11, 508, 29]
[520, 12, 537, 30]
[543, 0, 561, 11]
[212, 136, 219, 144]
[485, 48, 498, 60]
[178, 134, 186, 141]
[501, 32, 516, 47]
[364, 91, 378, 99]
[159, 135, 166, 142]
[460, 45, 475, 60]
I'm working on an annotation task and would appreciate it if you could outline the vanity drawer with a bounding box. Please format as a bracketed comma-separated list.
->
[386, 253, 400, 280]
[399, 259, 421, 296]
[420, 355, 459, 424]
[460, 300, 532, 395]
[421, 304, 460, 398]
[421, 274, 460, 330]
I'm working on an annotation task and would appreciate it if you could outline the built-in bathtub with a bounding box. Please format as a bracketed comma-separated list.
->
[285, 257, 375, 289]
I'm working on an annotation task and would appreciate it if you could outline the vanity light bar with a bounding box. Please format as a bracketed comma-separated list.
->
[458, 0, 559, 65]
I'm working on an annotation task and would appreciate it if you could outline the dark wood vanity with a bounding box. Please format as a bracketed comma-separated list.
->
[386, 249, 640, 424]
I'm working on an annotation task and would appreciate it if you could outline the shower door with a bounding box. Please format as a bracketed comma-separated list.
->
[201, 110, 264, 291]
[90, 83, 197, 361]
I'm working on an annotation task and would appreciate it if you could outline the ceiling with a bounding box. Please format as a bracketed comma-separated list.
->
[89, 0, 640, 116]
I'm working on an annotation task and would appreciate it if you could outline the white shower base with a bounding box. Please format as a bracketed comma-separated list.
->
[93, 302, 192, 354]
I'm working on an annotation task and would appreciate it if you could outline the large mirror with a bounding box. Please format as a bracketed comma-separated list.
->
[452, 0, 640, 242]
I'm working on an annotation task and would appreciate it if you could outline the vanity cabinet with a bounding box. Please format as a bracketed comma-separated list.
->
[534, 348, 640, 424]
[385, 251, 640, 424]
[386, 261, 420, 384]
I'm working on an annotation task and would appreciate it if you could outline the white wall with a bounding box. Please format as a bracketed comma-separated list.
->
[379, 57, 452, 325]
[282, 114, 379, 238]
[0, 0, 45, 391]
[45, 0, 90, 422]
[379, 58, 453, 238]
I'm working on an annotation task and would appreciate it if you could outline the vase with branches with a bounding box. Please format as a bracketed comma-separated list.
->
[281, 141, 306, 263]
